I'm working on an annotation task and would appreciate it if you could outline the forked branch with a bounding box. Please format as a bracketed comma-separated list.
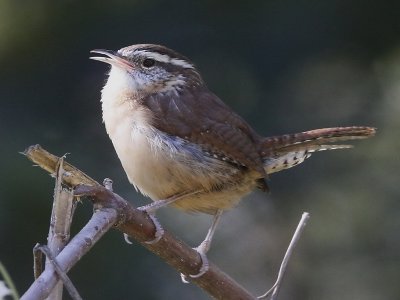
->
[22, 145, 309, 300]
[22, 145, 254, 300]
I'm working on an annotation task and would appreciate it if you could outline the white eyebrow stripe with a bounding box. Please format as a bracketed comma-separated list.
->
[134, 50, 194, 69]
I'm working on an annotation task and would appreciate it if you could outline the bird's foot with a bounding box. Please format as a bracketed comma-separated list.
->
[180, 210, 222, 283]
[136, 203, 165, 244]
[190, 240, 211, 278]
[127, 192, 200, 246]
[181, 240, 210, 283]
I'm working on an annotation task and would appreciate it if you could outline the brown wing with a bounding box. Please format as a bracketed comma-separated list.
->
[144, 86, 266, 177]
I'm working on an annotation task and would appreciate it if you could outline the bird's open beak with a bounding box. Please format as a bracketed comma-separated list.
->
[90, 49, 134, 71]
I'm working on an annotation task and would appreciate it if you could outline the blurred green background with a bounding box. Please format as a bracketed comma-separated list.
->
[1, 0, 399, 299]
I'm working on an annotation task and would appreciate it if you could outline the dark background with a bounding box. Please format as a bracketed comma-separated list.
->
[1, 0, 399, 299]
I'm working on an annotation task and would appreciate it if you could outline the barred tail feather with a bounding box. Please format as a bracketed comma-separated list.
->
[264, 144, 351, 174]
[261, 126, 376, 174]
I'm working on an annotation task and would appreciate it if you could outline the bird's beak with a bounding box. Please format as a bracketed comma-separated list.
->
[90, 49, 134, 71]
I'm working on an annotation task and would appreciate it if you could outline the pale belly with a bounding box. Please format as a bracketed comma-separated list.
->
[107, 115, 257, 214]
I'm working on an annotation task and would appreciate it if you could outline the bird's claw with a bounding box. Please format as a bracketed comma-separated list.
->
[180, 245, 210, 283]
[144, 213, 164, 244]
[189, 246, 209, 278]
[123, 233, 133, 244]
[137, 206, 164, 244]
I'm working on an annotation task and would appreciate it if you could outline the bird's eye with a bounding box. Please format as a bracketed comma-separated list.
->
[142, 58, 156, 68]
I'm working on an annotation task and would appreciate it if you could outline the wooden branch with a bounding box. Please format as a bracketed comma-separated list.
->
[22, 145, 256, 300]
[23, 145, 99, 186]
[22, 208, 117, 300]
[33, 245, 82, 300]
[46, 157, 76, 300]
[258, 212, 310, 299]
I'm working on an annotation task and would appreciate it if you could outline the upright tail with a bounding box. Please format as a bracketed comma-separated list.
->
[261, 126, 376, 174]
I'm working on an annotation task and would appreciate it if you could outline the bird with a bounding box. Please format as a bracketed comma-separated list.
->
[90, 44, 375, 278]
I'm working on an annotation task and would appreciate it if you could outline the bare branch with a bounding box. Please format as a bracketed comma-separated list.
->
[258, 212, 310, 299]
[22, 145, 256, 300]
[46, 157, 76, 300]
[23, 145, 99, 186]
[34, 245, 82, 300]
[22, 208, 117, 300]
[77, 185, 256, 300]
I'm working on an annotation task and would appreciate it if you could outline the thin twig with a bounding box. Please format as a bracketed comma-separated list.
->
[258, 212, 310, 299]
[0, 261, 20, 300]
[46, 156, 76, 300]
[22, 208, 118, 300]
[33, 243, 44, 279]
[34, 245, 82, 300]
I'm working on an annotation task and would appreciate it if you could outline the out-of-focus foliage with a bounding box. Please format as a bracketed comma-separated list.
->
[1, 0, 399, 299]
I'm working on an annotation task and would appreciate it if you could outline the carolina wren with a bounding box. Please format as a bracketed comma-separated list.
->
[90, 44, 375, 277]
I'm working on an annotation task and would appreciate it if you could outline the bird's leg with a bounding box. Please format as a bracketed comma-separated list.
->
[181, 209, 223, 282]
[124, 191, 200, 245]
[136, 194, 184, 244]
